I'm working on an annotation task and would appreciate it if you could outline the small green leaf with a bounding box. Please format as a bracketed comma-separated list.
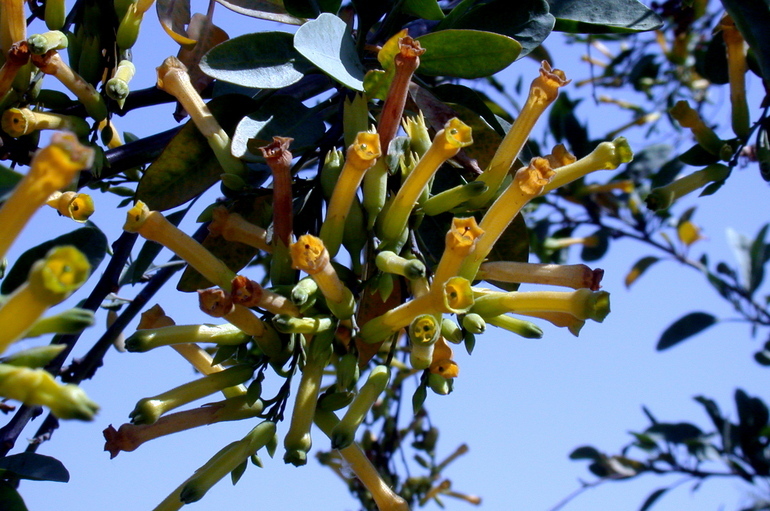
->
[214, 0, 304, 24]
[246, 378, 262, 406]
[412, 379, 428, 415]
[638, 487, 668, 511]
[548, 0, 663, 33]
[748, 224, 769, 294]
[625, 256, 660, 288]
[581, 228, 609, 262]
[283, 0, 340, 18]
[293, 13, 365, 91]
[1, 224, 107, 295]
[656, 312, 717, 351]
[201, 32, 313, 89]
[0, 481, 27, 511]
[678, 143, 719, 166]
[647, 422, 703, 443]
[402, 0, 445, 20]
[695, 33, 729, 85]
[569, 445, 602, 460]
[416, 29, 520, 78]
[0, 453, 69, 482]
[230, 459, 248, 485]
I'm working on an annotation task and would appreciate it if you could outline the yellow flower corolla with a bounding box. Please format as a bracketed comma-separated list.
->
[466, 61, 569, 209]
[0, 132, 94, 261]
[46, 191, 95, 222]
[2, 107, 90, 138]
[290, 234, 354, 318]
[431, 217, 484, 302]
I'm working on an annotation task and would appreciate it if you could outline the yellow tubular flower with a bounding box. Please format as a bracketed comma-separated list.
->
[290, 234, 355, 319]
[123, 201, 236, 290]
[208, 206, 271, 253]
[0, 0, 25, 53]
[471, 288, 610, 323]
[645, 163, 730, 211]
[540, 137, 634, 194]
[0, 363, 98, 420]
[156, 56, 244, 178]
[0, 133, 94, 261]
[467, 61, 569, 209]
[103, 395, 263, 458]
[31, 51, 107, 121]
[106, 59, 136, 104]
[0, 246, 90, 353]
[459, 158, 554, 281]
[315, 409, 410, 511]
[319, 131, 382, 257]
[431, 217, 484, 305]
[379, 118, 472, 245]
[477, 261, 604, 290]
[46, 191, 95, 222]
[27, 30, 68, 55]
[2, 107, 90, 138]
[359, 276, 473, 343]
[198, 288, 266, 338]
[720, 15, 750, 139]
[669, 101, 726, 155]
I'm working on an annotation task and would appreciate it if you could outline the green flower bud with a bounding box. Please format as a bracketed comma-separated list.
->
[441, 318, 463, 344]
[645, 164, 730, 211]
[422, 180, 488, 216]
[485, 314, 543, 339]
[125, 323, 250, 353]
[1, 344, 66, 368]
[24, 307, 94, 338]
[461, 313, 486, 334]
[375, 250, 426, 280]
[272, 315, 334, 335]
[427, 372, 451, 395]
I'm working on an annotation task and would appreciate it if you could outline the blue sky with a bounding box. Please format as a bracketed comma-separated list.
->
[8, 3, 770, 511]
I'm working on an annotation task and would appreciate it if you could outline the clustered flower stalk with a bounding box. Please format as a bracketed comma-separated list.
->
[123, 201, 237, 290]
[379, 117, 472, 246]
[0, 363, 99, 420]
[645, 163, 730, 211]
[466, 61, 570, 209]
[207, 206, 271, 253]
[0, 245, 90, 353]
[0, 132, 94, 261]
[720, 14, 750, 139]
[314, 409, 410, 511]
[2, 107, 91, 138]
[283, 330, 334, 466]
[31, 50, 108, 121]
[46, 191, 95, 222]
[156, 56, 244, 179]
[320, 131, 382, 257]
[129, 364, 254, 425]
[153, 420, 277, 510]
[477, 261, 604, 290]
[290, 235, 355, 319]
[103, 394, 263, 458]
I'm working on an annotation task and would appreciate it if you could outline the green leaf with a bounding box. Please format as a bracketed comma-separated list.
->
[0, 481, 27, 511]
[639, 487, 668, 511]
[432, 83, 506, 135]
[0, 164, 22, 202]
[214, 0, 303, 24]
[695, 33, 729, 85]
[548, 0, 662, 33]
[416, 29, 520, 78]
[412, 380, 428, 415]
[748, 223, 769, 294]
[624, 256, 659, 288]
[678, 143, 720, 166]
[694, 395, 726, 437]
[402, 0, 444, 20]
[136, 94, 258, 211]
[293, 13, 365, 91]
[548, 93, 589, 157]
[0, 453, 69, 482]
[647, 422, 704, 444]
[569, 445, 602, 460]
[1, 224, 108, 295]
[581, 228, 609, 262]
[438, 0, 554, 59]
[233, 95, 326, 161]
[283, 0, 341, 17]
[656, 312, 717, 351]
[201, 32, 313, 89]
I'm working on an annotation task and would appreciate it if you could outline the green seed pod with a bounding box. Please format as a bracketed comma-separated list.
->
[461, 313, 486, 334]
[44, 0, 66, 30]
[330, 365, 390, 450]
